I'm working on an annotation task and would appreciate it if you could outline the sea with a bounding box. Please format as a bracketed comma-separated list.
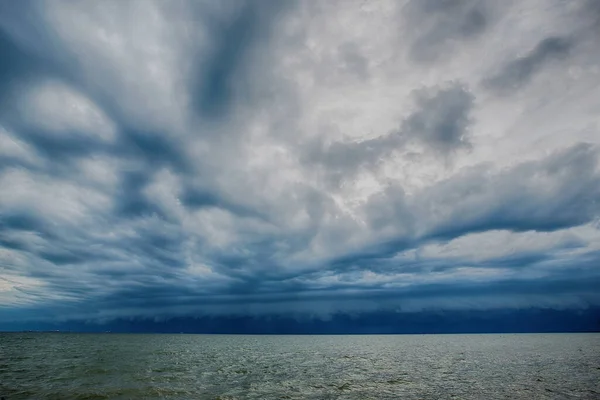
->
[0, 333, 598, 399]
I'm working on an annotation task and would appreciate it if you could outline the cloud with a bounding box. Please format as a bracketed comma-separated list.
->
[17, 80, 116, 140]
[484, 36, 573, 93]
[0, 125, 40, 168]
[0, 0, 599, 326]
[404, 0, 490, 63]
[304, 82, 475, 186]
[403, 83, 474, 153]
[192, 1, 289, 119]
[419, 143, 600, 237]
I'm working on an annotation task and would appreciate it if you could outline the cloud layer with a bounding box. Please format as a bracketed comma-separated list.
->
[1, 0, 599, 323]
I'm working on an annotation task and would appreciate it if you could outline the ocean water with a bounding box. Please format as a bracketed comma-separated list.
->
[0, 333, 598, 399]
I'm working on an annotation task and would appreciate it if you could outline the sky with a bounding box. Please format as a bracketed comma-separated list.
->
[0, 0, 599, 331]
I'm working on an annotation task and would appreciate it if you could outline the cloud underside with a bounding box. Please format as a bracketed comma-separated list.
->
[0, 0, 600, 322]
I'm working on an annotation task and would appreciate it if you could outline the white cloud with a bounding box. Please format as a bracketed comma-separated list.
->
[0, 168, 112, 225]
[41, 0, 219, 134]
[18, 80, 116, 141]
[419, 226, 593, 262]
[77, 156, 120, 189]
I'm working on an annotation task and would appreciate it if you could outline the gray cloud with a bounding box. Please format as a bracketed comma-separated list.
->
[192, 0, 291, 119]
[0, 0, 599, 323]
[403, 83, 474, 153]
[420, 143, 600, 237]
[317, 143, 600, 276]
[484, 36, 573, 93]
[405, 0, 489, 62]
[305, 83, 474, 185]
[338, 42, 369, 80]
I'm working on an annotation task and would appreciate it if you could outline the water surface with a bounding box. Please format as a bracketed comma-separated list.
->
[1, 333, 598, 399]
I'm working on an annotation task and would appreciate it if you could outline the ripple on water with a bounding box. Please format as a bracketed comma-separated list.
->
[1, 333, 599, 399]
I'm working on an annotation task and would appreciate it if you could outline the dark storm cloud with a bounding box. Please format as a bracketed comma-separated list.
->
[193, 0, 290, 119]
[0, 210, 42, 232]
[0, 0, 81, 107]
[0, 0, 599, 328]
[325, 234, 588, 284]
[4, 124, 109, 163]
[180, 185, 269, 221]
[0, 29, 40, 104]
[420, 143, 600, 237]
[0, 3, 181, 178]
[114, 171, 167, 218]
[0, 14, 66, 107]
[4, 253, 600, 324]
[323, 143, 600, 274]
[46, 136, 599, 318]
[194, 2, 261, 118]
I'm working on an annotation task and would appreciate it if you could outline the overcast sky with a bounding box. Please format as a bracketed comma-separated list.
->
[0, 0, 599, 324]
